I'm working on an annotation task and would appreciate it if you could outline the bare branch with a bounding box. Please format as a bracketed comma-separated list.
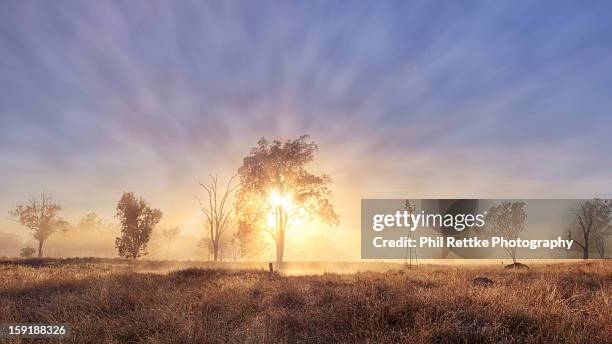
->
[197, 174, 238, 261]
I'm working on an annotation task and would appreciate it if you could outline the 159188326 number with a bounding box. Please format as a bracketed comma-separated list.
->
[0, 324, 69, 338]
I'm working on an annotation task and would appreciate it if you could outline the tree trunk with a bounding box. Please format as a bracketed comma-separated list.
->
[213, 241, 219, 262]
[276, 235, 284, 266]
[37, 240, 43, 258]
[594, 240, 603, 259]
[583, 241, 589, 260]
[275, 206, 286, 267]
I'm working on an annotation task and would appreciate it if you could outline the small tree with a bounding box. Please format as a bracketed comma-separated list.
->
[486, 201, 526, 264]
[61, 212, 118, 257]
[9, 192, 69, 257]
[234, 220, 267, 260]
[161, 226, 181, 260]
[197, 236, 215, 261]
[197, 175, 239, 262]
[227, 237, 241, 262]
[20, 246, 36, 258]
[568, 199, 612, 259]
[593, 225, 612, 258]
[74, 212, 110, 232]
[115, 192, 162, 259]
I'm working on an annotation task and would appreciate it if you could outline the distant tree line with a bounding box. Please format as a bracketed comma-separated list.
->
[7, 135, 340, 262]
[8, 136, 612, 262]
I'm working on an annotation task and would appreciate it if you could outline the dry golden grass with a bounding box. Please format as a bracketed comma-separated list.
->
[0, 260, 610, 343]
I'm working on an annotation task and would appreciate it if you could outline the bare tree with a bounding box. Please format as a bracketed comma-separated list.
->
[593, 224, 612, 258]
[9, 192, 69, 257]
[568, 199, 612, 259]
[197, 174, 239, 262]
[404, 200, 417, 268]
[161, 226, 181, 260]
[485, 201, 526, 264]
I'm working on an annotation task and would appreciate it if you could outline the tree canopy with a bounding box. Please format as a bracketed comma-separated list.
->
[115, 192, 162, 259]
[485, 201, 526, 263]
[9, 192, 69, 257]
[235, 135, 339, 264]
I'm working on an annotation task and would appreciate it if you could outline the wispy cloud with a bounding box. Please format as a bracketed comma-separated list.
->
[1, 1, 611, 258]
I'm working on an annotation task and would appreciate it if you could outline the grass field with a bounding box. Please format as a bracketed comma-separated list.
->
[0, 259, 610, 343]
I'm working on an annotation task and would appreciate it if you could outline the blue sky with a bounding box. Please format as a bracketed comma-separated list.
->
[1, 1, 612, 258]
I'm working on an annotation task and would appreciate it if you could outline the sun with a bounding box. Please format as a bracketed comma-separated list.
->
[270, 191, 293, 209]
[267, 191, 295, 228]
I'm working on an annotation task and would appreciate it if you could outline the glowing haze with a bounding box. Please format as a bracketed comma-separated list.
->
[1, 1, 612, 260]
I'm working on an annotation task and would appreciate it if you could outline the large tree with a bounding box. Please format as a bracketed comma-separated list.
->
[235, 135, 339, 266]
[115, 192, 162, 259]
[485, 201, 526, 264]
[9, 192, 69, 257]
[197, 175, 239, 261]
[568, 199, 612, 259]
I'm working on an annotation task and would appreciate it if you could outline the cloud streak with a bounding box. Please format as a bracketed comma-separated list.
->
[1, 1, 611, 259]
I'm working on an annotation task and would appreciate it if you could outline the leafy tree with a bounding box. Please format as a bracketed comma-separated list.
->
[20, 246, 36, 258]
[74, 212, 110, 232]
[161, 226, 181, 260]
[115, 192, 162, 259]
[234, 220, 267, 260]
[568, 199, 612, 259]
[485, 201, 526, 264]
[235, 135, 339, 265]
[197, 175, 239, 261]
[58, 212, 118, 257]
[9, 192, 69, 257]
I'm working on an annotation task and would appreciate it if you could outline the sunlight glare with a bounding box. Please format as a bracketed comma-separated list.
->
[270, 191, 292, 209]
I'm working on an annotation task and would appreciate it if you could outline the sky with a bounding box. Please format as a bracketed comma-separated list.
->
[1, 1, 612, 260]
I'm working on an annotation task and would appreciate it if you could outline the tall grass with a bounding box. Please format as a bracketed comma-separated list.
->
[0, 261, 610, 343]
